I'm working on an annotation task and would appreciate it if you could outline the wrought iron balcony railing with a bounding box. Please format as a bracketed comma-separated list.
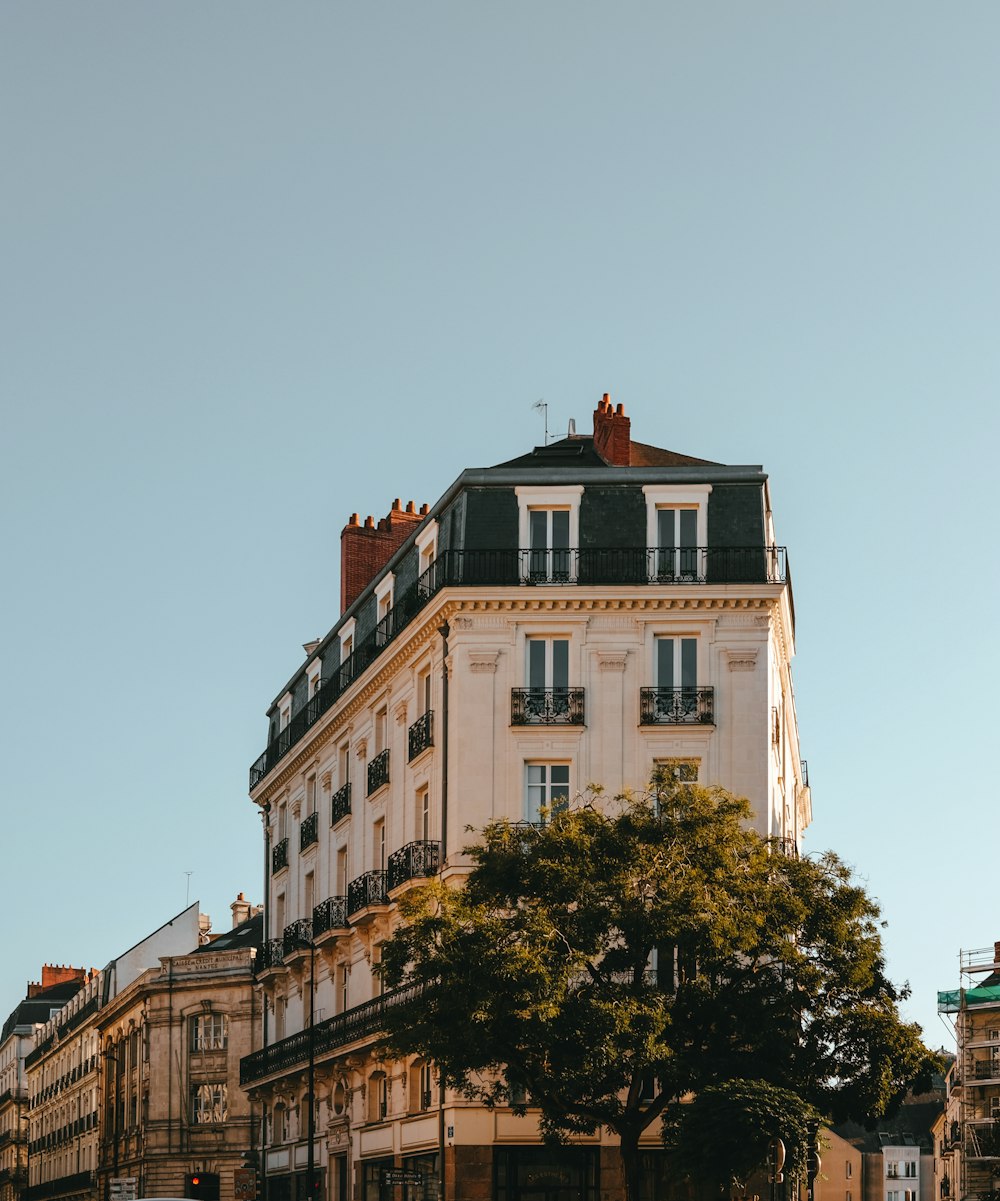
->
[249, 545, 787, 788]
[240, 982, 423, 1086]
[313, 896, 349, 937]
[387, 840, 441, 891]
[256, 939, 285, 973]
[282, 919, 313, 957]
[639, 687, 715, 725]
[511, 688, 585, 726]
[773, 836, 799, 859]
[973, 1059, 1000, 1081]
[271, 838, 289, 873]
[300, 811, 318, 851]
[331, 781, 351, 824]
[347, 870, 389, 916]
[408, 710, 433, 760]
[367, 749, 390, 794]
[801, 759, 809, 787]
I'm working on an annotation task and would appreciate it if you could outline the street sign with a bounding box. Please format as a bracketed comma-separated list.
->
[381, 1169, 424, 1186]
[110, 1177, 138, 1201]
[234, 1168, 257, 1201]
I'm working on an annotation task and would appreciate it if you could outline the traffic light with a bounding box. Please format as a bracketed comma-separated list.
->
[185, 1173, 220, 1201]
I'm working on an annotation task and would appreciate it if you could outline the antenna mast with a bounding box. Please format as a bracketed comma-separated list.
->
[531, 399, 549, 445]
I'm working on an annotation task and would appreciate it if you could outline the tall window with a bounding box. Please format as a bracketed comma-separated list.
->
[305, 774, 316, 817]
[527, 637, 569, 691]
[417, 667, 432, 716]
[338, 742, 350, 788]
[417, 785, 430, 842]
[655, 508, 699, 580]
[528, 509, 571, 581]
[338, 964, 350, 1014]
[655, 636, 697, 693]
[190, 1014, 228, 1052]
[373, 819, 386, 871]
[525, 764, 570, 824]
[192, 1083, 228, 1124]
[304, 871, 315, 918]
[374, 708, 387, 754]
[336, 846, 349, 895]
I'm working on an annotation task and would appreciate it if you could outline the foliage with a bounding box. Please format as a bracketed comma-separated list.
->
[378, 772, 935, 1200]
[662, 1079, 820, 1190]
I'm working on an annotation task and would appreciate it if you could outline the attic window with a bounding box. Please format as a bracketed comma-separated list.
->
[534, 443, 584, 456]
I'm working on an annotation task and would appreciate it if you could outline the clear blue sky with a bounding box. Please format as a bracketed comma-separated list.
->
[2, 2, 997, 1046]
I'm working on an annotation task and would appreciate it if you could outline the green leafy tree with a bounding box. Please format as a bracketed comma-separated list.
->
[379, 774, 934, 1201]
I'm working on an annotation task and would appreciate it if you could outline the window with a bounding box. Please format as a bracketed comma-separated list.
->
[411, 1060, 435, 1112]
[274, 891, 286, 938]
[642, 486, 711, 581]
[655, 636, 697, 693]
[338, 964, 350, 1014]
[527, 637, 569, 691]
[336, 846, 349, 895]
[192, 1083, 227, 1124]
[417, 667, 432, 716]
[373, 819, 386, 871]
[368, 1072, 387, 1123]
[305, 774, 317, 817]
[846, 1162, 853, 1179]
[375, 707, 388, 754]
[417, 785, 430, 841]
[338, 742, 350, 789]
[274, 995, 285, 1041]
[191, 1014, 228, 1052]
[525, 764, 570, 824]
[304, 871, 315, 918]
[515, 486, 583, 583]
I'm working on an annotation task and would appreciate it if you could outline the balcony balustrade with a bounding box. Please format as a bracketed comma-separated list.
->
[408, 710, 433, 760]
[282, 919, 313, 957]
[249, 545, 788, 788]
[299, 811, 318, 851]
[347, 870, 389, 916]
[511, 688, 585, 726]
[639, 687, 715, 725]
[240, 982, 423, 1086]
[367, 749, 390, 795]
[271, 838, 289, 873]
[387, 840, 441, 891]
[331, 782, 351, 824]
[256, 939, 285, 973]
[973, 1059, 1000, 1081]
[313, 896, 349, 937]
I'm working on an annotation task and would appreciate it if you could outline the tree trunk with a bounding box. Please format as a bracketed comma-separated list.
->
[619, 1130, 642, 1201]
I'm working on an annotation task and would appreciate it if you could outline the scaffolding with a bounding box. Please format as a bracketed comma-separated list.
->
[938, 943, 1000, 1201]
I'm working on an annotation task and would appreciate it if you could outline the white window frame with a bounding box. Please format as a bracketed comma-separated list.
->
[375, 574, 394, 625]
[515, 486, 583, 582]
[524, 762, 571, 824]
[191, 1013, 228, 1052]
[339, 618, 356, 665]
[642, 485, 712, 580]
[192, 1082, 228, 1124]
[306, 659, 322, 697]
[415, 520, 439, 575]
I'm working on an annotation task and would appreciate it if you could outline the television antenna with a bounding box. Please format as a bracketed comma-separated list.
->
[531, 399, 549, 445]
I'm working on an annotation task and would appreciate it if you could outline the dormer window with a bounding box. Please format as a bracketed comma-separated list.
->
[643, 486, 711, 582]
[515, 486, 583, 584]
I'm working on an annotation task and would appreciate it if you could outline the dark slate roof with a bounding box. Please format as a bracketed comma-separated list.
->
[833, 1095, 945, 1153]
[191, 911, 263, 955]
[1, 981, 88, 1042]
[491, 434, 720, 470]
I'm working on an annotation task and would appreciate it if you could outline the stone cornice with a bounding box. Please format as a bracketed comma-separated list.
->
[250, 588, 787, 802]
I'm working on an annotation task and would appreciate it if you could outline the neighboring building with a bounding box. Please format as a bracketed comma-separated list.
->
[240, 396, 810, 1201]
[937, 942, 1000, 1201]
[95, 896, 263, 1201]
[0, 969, 89, 1201]
[834, 1095, 944, 1201]
[814, 1128, 863, 1201]
[26, 906, 204, 1201]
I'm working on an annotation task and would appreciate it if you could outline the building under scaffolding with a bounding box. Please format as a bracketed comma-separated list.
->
[937, 943, 1000, 1200]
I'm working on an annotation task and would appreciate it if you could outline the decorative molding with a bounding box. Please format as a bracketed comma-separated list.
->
[355, 738, 368, 760]
[596, 651, 628, 673]
[451, 616, 475, 630]
[723, 647, 759, 673]
[393, 701, 408, 726]
[468, 651, 500, 674]
[320, 770, 333, 791]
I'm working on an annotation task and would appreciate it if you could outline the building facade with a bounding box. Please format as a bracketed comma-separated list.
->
[937, 942, 1000, 1201]
[240, 397, 810, 1201]
[0, 969, 89, 1201]
[94, 899, 263, 1201]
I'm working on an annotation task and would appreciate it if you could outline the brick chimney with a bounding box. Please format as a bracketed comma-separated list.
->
[592, 393, 631, 466]
[340, 499, 428, 614]
[27, 964, 87, 997]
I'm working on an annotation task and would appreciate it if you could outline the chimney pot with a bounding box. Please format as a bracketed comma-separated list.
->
[364, 515, 374, 528]
[349, 513, 359, 526]
[392, 498, 401, 510]
[406, 500, 415, 513]
[420, 503, 429, 514]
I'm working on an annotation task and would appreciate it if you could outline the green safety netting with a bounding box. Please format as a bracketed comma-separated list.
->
[937, 986, 1000, 1013]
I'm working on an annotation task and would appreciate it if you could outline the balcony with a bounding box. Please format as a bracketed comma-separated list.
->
[332, 781, 351, 824]
[971, 1059, 1000, 1082]
[313, 896, 349, 938]
[639, 687, 715, 725]
[388, 840, 441, 892]
[256, 940, 284, 973]
[408, 710, 433, 760]
[300, 811, 318, 851]
[367, 749, 390, 795]
[347, 870, 389, 917]
[240, 982, 423, 1086]
[271, 838, 289, 873]
[511, 688, 585, 726]
[282, 919, 313, 958]
[249, 545, 788, 789]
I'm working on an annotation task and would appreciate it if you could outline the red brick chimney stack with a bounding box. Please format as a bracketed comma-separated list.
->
[27, 964, 87, 997]
[340, 499, 427, 613]
[593, 393, 631, 466]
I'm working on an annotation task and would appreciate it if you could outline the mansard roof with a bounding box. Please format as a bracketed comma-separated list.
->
[492, 433, 719, 470]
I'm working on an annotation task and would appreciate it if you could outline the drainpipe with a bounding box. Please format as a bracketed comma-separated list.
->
[260, 803, 270, 1201]
[437, 623, 449, 866]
